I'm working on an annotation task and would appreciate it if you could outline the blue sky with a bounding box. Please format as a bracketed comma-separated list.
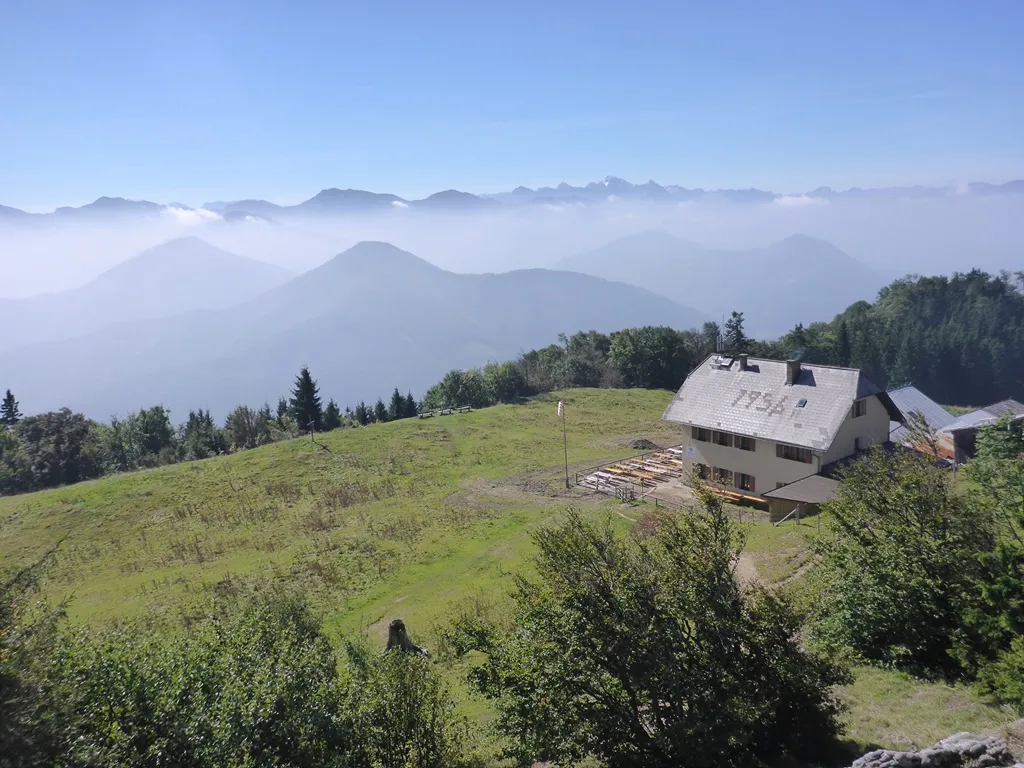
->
[2, 0, 1022, 211]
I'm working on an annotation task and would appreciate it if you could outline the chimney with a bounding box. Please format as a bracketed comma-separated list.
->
[738, 354, 748, 371]
[786, 359, 801, 386]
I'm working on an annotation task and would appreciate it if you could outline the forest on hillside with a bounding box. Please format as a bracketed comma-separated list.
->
[422, 269, 1024, 409]
[1, 270, 1022, 497]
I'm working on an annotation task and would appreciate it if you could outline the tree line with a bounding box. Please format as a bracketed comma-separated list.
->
[0, 368, 421, 496]
[3, 269, 1022, 496]
[421, 270, 1024, 410]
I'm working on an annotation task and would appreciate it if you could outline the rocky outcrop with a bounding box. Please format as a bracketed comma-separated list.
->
[851, 732, 1022, 768]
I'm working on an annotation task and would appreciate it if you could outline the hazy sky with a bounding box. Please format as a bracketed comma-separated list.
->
[2, 0, 1023, 211]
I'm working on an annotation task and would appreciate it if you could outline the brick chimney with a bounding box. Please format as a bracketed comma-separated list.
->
[785, 359, 801, 386]
[738, 354, 748, 371]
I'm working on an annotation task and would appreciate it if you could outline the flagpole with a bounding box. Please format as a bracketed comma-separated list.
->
[561, 402, 569, 489]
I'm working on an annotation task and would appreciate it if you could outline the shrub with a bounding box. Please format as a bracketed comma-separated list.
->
[809, 448, 994, 676]
[455, 493, 847, 768]
[1, 552, 63, 768]
[49, 597, 356, 767]
[346, 643, 465, 768]
[977, 637, 1024, 712]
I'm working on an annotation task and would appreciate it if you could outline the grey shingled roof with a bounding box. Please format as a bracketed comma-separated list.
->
[662, 355, 889, 452]
[762, 474, 840, 504]
[887, 386, 956, 445]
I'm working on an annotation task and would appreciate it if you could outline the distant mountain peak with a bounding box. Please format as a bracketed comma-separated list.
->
[329, 240, 432, 268]
[413, 189, 497, 209]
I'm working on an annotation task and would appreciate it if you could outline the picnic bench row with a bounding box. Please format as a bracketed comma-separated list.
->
[578, 449, 687, 491]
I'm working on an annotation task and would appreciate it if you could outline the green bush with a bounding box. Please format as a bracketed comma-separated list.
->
[976, 636, 1024, 712]
[455, 494, 847, 768]
[346, 643, 465, 768]
[809, 448, 994, 677]
[23, 595, 464, 768]
[1, 552, 64, 768]
[49, 598, 356, 767]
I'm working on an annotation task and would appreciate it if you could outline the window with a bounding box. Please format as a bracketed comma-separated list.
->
[776, 443, 813, 464]
[797, 398, 807, 408]
[694, 427, 712, 442]
[695, 463, 709, 480]
[737, 435, 756, 452]
[714, 467, 733, 486]
[853, 399, 867, 418]
[735, 473, 755, 493]
[712, 430, 733, 447]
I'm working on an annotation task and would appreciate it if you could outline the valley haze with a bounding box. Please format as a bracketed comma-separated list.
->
[2, 175, 1022, 420]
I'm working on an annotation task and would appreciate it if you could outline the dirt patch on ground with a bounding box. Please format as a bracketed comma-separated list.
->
[628, 438, 663, 451]
[735, 553, 760, 587]
[443, 470, 573, 510]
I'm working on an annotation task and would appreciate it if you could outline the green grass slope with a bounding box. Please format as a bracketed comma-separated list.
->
[0, 389, 682, 628]
[0, 388, 1010, 755]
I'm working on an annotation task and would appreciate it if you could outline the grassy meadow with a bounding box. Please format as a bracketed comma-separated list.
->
[0, 388, 1012, 756]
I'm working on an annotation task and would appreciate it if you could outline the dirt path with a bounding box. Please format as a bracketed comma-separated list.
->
[735, 553, 761, 587]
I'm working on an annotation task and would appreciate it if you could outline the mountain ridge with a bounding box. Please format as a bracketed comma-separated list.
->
[0, 240, 706, 419]
[555, 230, 883, 338]
[3, 177, 1023, 222]
[0, 236, 291, 352]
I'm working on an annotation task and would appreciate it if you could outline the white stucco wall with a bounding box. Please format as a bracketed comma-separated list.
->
[822, 394, 891, 465]
[683, 426, 820, 496]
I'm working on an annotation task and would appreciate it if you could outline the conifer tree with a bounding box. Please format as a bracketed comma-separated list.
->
[0, 389, 21, 427]
[289, 366, 323, 431]
[323, 399, 342, 430]
[276, 397, 290, 426]
[259, 403, 274, 425]
[373, 398, 388, 424]
[724, 311, 747, 354]
[404, 392, 418, 418]
[388, 388, 405, 421]
[354, 402, 370, 426]
[836, 319, 852, 367]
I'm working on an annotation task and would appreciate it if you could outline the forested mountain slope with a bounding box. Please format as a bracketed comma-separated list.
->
[833, 270, 1024, 405]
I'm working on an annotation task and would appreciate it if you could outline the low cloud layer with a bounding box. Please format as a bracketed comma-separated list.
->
[773, 195, 828, 208]
[1, 193, 1022, 299]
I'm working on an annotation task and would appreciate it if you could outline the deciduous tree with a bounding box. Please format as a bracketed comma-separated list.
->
[456, 494, 846, 767]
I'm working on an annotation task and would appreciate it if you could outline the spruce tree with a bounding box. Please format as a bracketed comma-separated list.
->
[289, 366, 323, 431]
[404, 392, 418, 418]
[373, 398, 388, 424]
[354, 402, 370, 426]
[724, 311, 747, 354]
[0, 389, 21, 427]
[836, 320, 852, 367]
[323, 399, 342, 430]
[276, 397, 290, 426]
[388, 388, 405, 421]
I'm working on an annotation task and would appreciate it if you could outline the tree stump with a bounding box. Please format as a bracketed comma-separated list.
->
[385, 619, 429, 657]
